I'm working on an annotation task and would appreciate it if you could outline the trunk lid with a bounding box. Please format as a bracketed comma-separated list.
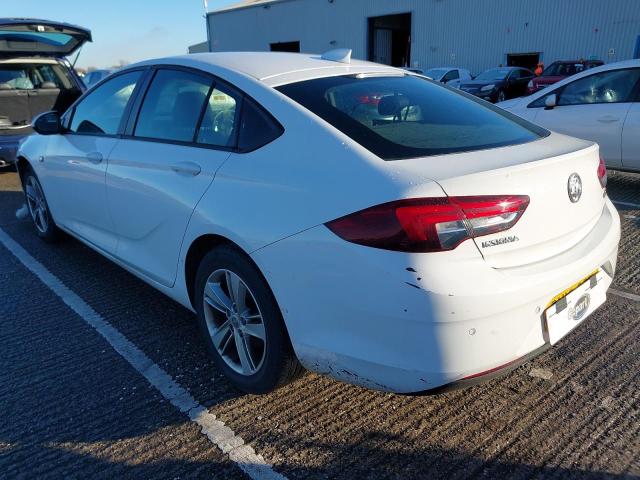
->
[0, 19, 92, 57]
[390, 133, 606, 268]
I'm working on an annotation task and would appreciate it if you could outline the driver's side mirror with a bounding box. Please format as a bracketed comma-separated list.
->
[33, 111, 62, 135]
[544, 94, 558, 110]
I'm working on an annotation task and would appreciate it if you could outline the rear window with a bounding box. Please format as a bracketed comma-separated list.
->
[277, 74, 547, 160]
[0, 63, 73, 90]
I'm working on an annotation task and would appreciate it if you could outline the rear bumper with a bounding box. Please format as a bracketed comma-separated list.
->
[252, 197, 621, 394]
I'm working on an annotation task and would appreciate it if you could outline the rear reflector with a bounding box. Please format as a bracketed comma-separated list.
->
[326, 195, 529, 253]
[597, 157, 607, 188]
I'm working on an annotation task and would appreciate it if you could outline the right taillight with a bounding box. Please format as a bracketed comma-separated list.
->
[325, 195, 530, 253]
[597, 157, 607, 188]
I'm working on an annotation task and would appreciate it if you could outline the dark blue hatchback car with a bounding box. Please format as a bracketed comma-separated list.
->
[0, 19, 90, 166]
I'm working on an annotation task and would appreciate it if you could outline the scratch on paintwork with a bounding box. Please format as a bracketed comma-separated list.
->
[405, 282, 421, 290]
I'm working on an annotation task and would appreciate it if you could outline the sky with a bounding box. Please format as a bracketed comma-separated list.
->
[2, 0, 240, 69]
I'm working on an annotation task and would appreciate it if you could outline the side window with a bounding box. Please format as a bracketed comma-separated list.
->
[196, 84, 241, 147]
[135, 69, 212, 142]
[443, 70, 459, 82]
[557, 69, 640, 106]
[70, 71, 141, 135]
[520, 69, 532, 80]
[237, 98, 284, 152]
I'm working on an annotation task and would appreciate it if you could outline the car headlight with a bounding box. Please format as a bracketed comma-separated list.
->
[480, 84, 495, 92]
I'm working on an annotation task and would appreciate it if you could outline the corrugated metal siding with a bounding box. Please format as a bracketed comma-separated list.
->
[208, 0, 640, 74]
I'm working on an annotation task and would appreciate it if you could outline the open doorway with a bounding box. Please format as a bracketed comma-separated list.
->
[507, 53, 541, 71]
[270, 41, 300, 53]
[368, 13, 411, 67]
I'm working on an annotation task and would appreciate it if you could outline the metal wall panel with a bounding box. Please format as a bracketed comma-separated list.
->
[208, 0, 640, 74]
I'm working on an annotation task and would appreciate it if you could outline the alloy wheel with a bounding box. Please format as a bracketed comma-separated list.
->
[25, 176, 48, 234]
[202, 269, 266, 375]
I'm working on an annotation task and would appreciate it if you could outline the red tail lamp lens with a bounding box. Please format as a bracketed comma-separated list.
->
[326, 195, 529, 253]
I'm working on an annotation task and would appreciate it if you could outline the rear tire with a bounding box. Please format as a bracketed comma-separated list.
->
[194, 245, 304, 394]
[23, 167, 60, 242]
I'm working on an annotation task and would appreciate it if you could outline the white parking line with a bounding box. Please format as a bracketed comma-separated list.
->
[609, 288, 640, 303]
[0, 227, 287, 480]
[612, 200, 640, 209]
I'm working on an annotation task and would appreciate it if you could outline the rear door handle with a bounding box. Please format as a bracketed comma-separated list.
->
[597, 115, 620, 124]
[170, 161, 201, 176]
[86, 152, 103, 164]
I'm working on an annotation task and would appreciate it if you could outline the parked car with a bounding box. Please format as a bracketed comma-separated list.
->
[498, 59, 640, 173]
[423, 67, 472, 88]
[16, 50, 619, 395]
[528, 59, 604, 94]
[459, 67, 533, 103]
[83, 69, 115, 88]
[0, 19, 90, 167]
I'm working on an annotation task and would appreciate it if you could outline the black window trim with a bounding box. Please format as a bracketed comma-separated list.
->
[527, 67, 640, 109]
[119, 63, 284, 154]
[64, 66, 150, 139]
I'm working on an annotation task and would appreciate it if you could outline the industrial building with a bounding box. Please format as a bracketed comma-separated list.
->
[205, 0, 640, 74]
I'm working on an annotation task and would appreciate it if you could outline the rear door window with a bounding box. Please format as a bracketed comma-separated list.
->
[134, 69, 212, 142]
[70, 70, 141, 135]
[277, 74, 547, 160]
[196, 84, 240, 147]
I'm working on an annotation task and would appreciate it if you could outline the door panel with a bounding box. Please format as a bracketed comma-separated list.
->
[622, 103, 640, 170]
[532, 103, 629, 167]
[43, 134, 120, 251]
[106, 140, 229, 286]
[39, 69, 143, 252]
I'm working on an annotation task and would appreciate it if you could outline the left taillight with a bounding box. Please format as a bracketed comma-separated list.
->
[325, 195, 530, 253]
[597, 157, 607, 188]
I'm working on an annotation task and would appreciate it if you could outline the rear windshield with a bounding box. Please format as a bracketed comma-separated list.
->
[424, 68, 448, 79]
[277, 74, 547, 160]
[475, 68, 510, 81]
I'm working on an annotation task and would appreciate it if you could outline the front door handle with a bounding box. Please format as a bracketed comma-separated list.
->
[170, 161, 201, 176]
[86, 151, 103, 164]
[597, 115, 620, 124]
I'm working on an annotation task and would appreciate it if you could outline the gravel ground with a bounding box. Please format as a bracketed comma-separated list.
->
[0, 167, 638, 479]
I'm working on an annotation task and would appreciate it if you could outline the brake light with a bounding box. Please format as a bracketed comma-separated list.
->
[326, 195, 530, 253]
[597, 157, 607, 188]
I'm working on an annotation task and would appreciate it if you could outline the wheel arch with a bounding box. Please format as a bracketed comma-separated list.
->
[184, 233, 278, 310]
[184, 231, 299, 349]
[15, 155, 32, 187]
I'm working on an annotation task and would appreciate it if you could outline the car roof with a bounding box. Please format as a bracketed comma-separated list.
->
[551, 59, 603, 64]
[128, 51, 405, 87]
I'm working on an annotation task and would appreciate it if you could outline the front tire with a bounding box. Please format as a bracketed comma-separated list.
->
[194, 246, 304, 394]
[23, 168, 60, 242]
[496, 90, 506, 103]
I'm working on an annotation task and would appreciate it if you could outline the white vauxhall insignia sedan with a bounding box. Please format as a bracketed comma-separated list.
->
[17, 50, 620, 394]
